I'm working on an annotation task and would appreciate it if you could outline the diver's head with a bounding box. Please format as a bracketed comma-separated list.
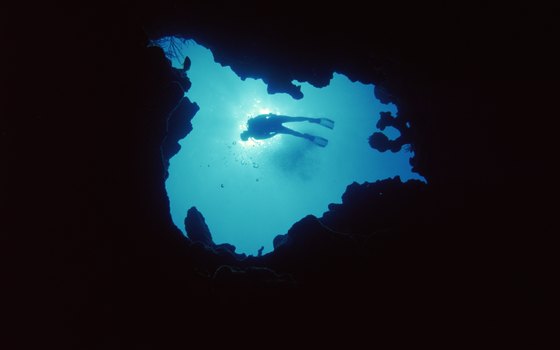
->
[240, 131, 250, 141]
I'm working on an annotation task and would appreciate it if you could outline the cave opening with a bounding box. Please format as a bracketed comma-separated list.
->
[158, 37, 425, 256]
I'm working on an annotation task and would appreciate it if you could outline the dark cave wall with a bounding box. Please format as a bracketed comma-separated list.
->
[3, 1, 554, 347]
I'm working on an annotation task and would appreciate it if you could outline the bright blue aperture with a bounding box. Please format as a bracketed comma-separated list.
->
[161, 38, 425, 256]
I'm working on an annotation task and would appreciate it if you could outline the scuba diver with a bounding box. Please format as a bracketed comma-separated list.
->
[240, 113, 335, 147]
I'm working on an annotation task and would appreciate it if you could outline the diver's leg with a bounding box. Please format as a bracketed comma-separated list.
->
[294, 117, 318, 123]
[279, 127, 328, 146]
[272, 114, 334, 129]
[292, 116, 334, 128]
[310, 117, 335, 129]
[268, 114, 316, 123]
[278, 126, 313, 140]
[271, 115, 313, 123]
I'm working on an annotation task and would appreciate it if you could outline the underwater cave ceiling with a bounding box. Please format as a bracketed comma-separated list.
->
[141, 4, 523, 282]
[153, 7, 518, 274]
[147, 2, 545, 283]
[4, 2, 549, 344]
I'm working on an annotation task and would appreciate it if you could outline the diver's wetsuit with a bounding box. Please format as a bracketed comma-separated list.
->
[246, 114, 314, 140]
[241, 113, 334, 147]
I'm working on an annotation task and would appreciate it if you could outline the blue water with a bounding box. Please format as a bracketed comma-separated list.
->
[160, 38, 425, 256]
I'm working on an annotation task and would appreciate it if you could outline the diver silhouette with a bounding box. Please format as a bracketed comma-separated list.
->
[240, 113, 335, 147]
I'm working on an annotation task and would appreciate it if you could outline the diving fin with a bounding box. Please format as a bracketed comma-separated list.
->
[318, 118, 335, 129]
[311, 136, 329, 147]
